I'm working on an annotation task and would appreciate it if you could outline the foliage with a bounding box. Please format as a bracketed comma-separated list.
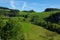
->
[22, 10, 35, 12]
[0, 17, 24, 40]
[45, 12, 60, 24]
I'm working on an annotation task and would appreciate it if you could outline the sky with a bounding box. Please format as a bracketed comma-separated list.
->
[0, 0, 60, 12]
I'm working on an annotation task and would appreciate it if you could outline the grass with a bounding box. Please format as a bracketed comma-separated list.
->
[20, 22, 60, 40]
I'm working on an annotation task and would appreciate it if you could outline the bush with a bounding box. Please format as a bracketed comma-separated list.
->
[0, 18, 24, 40]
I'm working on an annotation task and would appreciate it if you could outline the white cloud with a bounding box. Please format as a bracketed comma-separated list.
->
[10, 0, 16, 9]
[10, 0, 34, 10]
[21, 2, 26, 10]
[21, 1, 34, 10]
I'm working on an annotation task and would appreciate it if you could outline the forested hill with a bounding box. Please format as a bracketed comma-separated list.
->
[45, 8, 60, 12]
[0, 7, 20, 17]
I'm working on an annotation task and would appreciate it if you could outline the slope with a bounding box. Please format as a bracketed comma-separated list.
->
[20, 22, 60, 40]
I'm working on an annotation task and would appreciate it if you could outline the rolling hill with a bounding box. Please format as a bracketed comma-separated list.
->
[0, 7, 60, 40]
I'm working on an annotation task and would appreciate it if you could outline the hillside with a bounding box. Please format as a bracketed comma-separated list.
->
[20, 22, 60, 40]
[19, 10, 60, 33]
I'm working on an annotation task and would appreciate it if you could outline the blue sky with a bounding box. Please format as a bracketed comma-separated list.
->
[0, 0, 60, 12]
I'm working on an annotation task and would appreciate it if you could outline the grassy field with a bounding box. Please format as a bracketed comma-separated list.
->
[20, 22, 60, 40]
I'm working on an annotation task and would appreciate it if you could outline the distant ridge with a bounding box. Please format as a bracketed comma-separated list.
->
[45, 8, 60, 12]
[0, 7, 9, 9]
